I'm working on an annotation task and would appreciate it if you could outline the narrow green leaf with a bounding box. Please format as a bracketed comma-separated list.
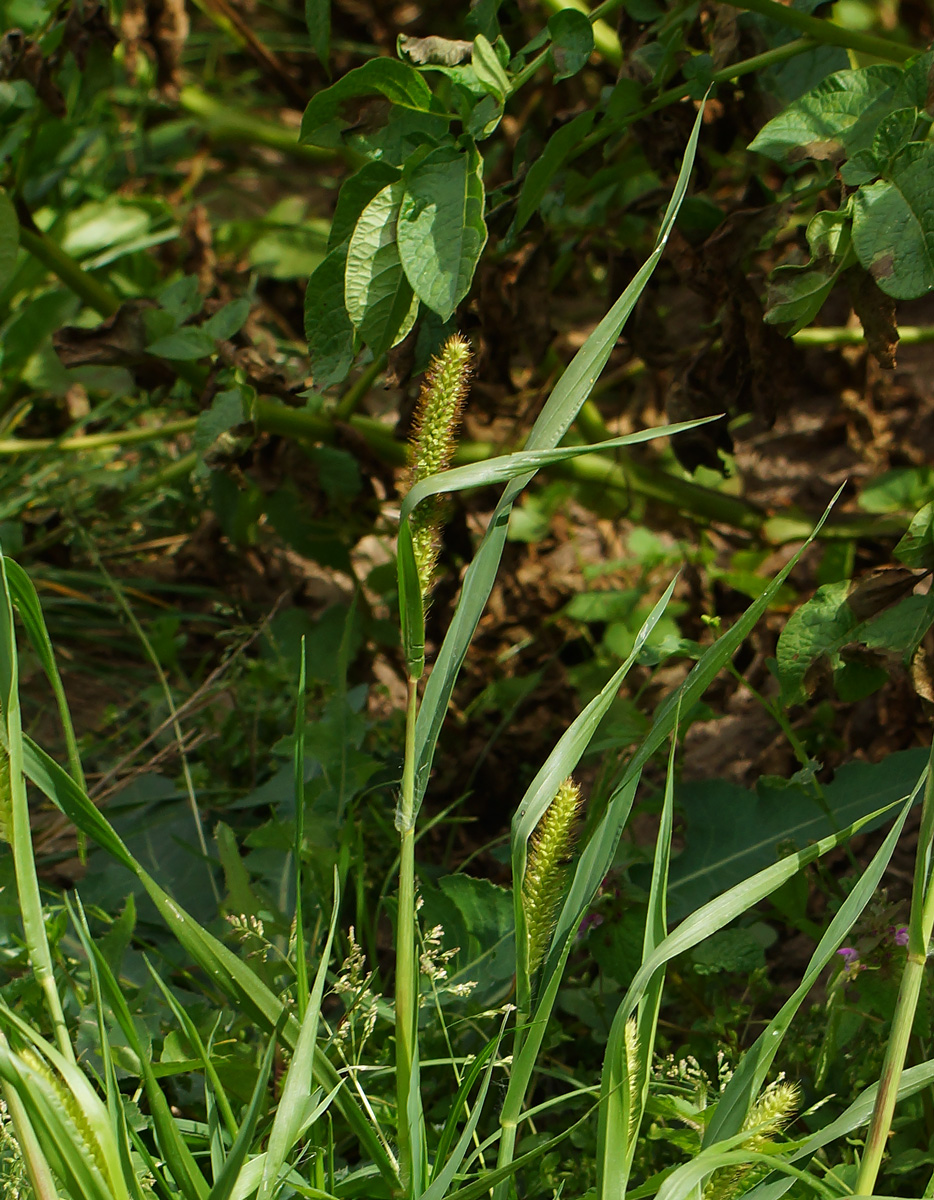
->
[397, 520, 425, 679]
[514, 109, 595, 234]
[259, 870, 341, 1200]
[398, 144, 487, 321]
[206, 1039, 277, 1200]
[305, 0, 329, 69]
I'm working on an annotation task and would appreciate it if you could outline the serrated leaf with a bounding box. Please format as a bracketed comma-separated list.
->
[852, 141, 934, 299]
[345, 181, 419, 354]
[0, 189, 19, 292]
[547, 8, 594, 81]
[146, 326, 216, 360]
[397, 144, 487, 320]
[305, 245, 356, 387]
[299, 58, 434, 148]
[306, 0, 329, 69]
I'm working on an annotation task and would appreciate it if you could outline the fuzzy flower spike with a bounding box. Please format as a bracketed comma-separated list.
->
[405, 333, 472, 599]
[522, 777, 584, 976]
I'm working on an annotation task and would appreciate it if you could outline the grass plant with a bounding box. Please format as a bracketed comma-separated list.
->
[0, 101, 931, 1200]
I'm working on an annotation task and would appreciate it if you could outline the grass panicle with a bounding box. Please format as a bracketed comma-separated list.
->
[405, 334, 472, 597]
[522, 777, 584, 975]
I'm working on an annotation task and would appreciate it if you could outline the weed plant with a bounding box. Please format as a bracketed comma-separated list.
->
[0, 92, 933, 1200]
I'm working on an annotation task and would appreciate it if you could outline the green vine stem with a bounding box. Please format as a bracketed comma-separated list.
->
[177, 87, 342, 163]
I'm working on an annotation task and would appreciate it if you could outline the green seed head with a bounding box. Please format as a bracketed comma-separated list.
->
[522, 778, 583, 975]
[406, 334, 472, 598]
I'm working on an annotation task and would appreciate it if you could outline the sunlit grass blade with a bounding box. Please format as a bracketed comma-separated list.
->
[596, 793, 913, 1200]
[206, 1037, 276, 1200]
[421, 1024, 506, 1200]
[707, 782, 919, 1149]
[259, 868, 342, 1200]
[412, 102, 708, 810]
[4, 558, 85, 791]
[400, 420, 719, 519]
[19, 733, 401, 1193]
[69, 896, 149, 1200]
[294, 636, 309, 1020]
[0, 550, 71, 1060]
[85, 937, 210, 1200]
[604, 714, 680, 1194]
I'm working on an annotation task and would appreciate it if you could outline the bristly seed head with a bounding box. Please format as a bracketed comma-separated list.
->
[522, 777, 584, 975]
[405, 334, 472, 598]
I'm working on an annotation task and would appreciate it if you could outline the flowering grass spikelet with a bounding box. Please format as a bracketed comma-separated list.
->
[703, 1078, 800, 1200]
[522, 777, 583, 974]
[405, 333, 472, 597]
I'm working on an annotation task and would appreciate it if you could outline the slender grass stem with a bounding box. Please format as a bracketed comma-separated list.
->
[395, 676, 420, 1196]
[794, 325, 934, 346]
[178, 86, 341, 162]
[856, 756, 934, 1194]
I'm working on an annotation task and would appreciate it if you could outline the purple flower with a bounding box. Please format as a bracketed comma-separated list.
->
[837, 946, 859, 969]
[577, 913, 604, 939]
[892, 926, 909, 947]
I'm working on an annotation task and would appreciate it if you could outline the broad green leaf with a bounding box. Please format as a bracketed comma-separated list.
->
[305, 0, 329, 69]
[329, 161, 401, 251]
[345, 181, 419, 353]
[146, 326, 216, 360]
[776, 576, 934, 705]
[471, 33, 509, 100]
[662, 748, 928, 920]
[0, 189, 18, 292]
[201, 298, 250, 341]
[194, 388, 247, 469]
[547, 8, 594, 80]
[305, 245, 356, 388]
[895, 501, 934, 569]
[514, 109, 595, 234]
[749, 63, 903, 163]
[397, 144, 487, 321]
[299, 58, 435, 148]
[852, 141, 934, 298]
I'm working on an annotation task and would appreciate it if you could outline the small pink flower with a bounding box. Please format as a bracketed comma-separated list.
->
[837, 946, 859, 969]
[577, 913, 604, 939]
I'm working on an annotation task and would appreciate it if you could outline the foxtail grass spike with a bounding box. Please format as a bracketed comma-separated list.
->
[522, 777, 584, 974]
[405, 334, 472, 598]
[703, 1080, 800, 1200]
